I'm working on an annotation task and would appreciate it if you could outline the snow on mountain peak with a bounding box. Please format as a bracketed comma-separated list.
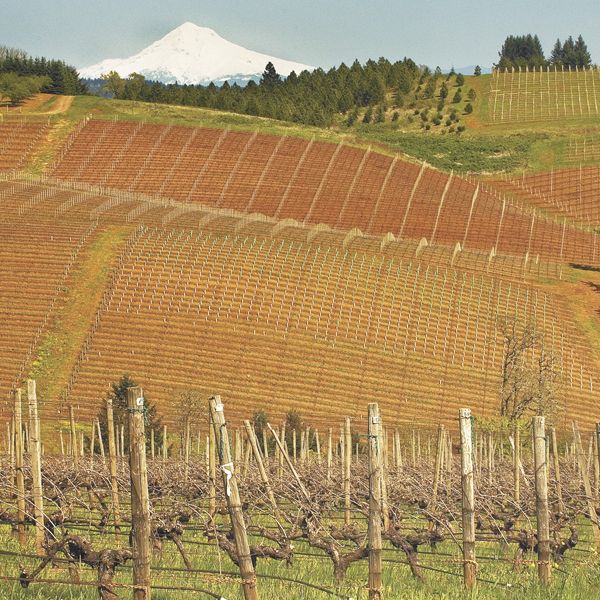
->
[79, 22, 314, 85]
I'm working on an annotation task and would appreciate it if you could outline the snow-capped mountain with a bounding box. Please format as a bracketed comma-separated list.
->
[79, 22, 313, 85]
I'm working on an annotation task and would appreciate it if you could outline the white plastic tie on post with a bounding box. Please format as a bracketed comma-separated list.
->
[221, 462, 234, 497]
[215, 402, 224, 412]
[372, 416, 380, 424]
[136, 396, 144, 407]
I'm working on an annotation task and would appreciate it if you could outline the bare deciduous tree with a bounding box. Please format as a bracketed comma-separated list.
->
[499, 318, 561, 421]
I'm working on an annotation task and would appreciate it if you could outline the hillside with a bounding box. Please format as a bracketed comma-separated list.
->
[1, 78, 600, 433]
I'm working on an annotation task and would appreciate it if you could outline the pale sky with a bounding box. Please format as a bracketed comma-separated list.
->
[2, 0, 598, 70]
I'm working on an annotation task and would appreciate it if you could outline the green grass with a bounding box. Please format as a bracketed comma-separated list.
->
[0, 521, 598, 599]
[28, 227, 131, 441]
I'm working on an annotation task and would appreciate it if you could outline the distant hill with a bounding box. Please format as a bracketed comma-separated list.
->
[79, 22, 314, 85]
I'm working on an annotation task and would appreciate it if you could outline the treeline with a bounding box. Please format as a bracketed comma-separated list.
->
[100, 58, 422, 127]
[0, 72, 51, 105]
[0, 45, 87, 95]
[497, 34, 593, 70]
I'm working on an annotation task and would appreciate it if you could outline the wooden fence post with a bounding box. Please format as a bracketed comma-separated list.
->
[69, 405, 78, 466]
[327, 427, 332, 483]
[244, 420, 281, 520]
[459, 408, 476, 589]
[550, 427, 564, 513]
[27, 380, 45, 555]
[209, 415, 216, 516]
[532, 416, 551, 584]
[210, 397, 258, 600]
[184, 415, 190, 481]
[96, 419, 105, 460]
[127, 386, 152, 600]
[572, 422, 600, 552]
[367, 403, 383, 600]
[431, 424, 444, 511]
[106, 398, 121, 536]
[344, 417, 351, 525]
[14, 389, 26, 545]
[513, 425, 521, 504]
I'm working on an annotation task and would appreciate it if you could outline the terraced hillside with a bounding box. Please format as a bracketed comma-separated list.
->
[489, 165, 600, 226]
[0, 175, 598, 433]
[488, 66, 600, 123]
[0, 117, 49, 172]
[50, 120, 599, 266]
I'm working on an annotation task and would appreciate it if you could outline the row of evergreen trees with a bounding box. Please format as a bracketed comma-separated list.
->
[0, 45, 87, 95]
[497, 34, 592, 70]
[101, 58, 421, 127]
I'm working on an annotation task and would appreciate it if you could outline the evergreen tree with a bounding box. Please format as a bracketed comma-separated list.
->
[497, 34, 546, 69]
[439, 82, 449, 99]
[456, 73, 465, 86]
[550, 38, 563, 66]
[562, 36, 577, 68]
[96, 374, 163, 453]
[474, 65, 482, 76]
[260, 61, 281, 86]
[574, 35, 591, 68]
[362, 106, 373, 123]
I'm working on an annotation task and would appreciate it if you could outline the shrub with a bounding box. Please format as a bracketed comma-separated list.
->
[468, 88, 477, 101]
[391, 111, 400, 122]
[464, 102, 473, 114]
[432, 116, 441, 125]
[445, 118, 452, 126]
[456, 73, 465, 86]
[457, 124, 466, 132]
[425, 123, 431, 130]
[420, 109, 429, 121]
[452, 89, 462, 103]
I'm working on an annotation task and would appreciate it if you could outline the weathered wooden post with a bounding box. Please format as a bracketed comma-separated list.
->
[344, 417, 352, 525]
[14, 389, 26, 545]
[367, 403, 383, 600]
[106, 397, 121, 535]
[208, 415, 216, 516]
[431, 424, 444, 510]
[572, 422, 600, 551]
[89, 420, 96, 459]
[127, 386, 152, 600]
[162, 424, 168, 459]
[459, 408, 476, 589]
[244, 420, 281, 520]
[533, 416, 551, 584]
[315, 428, 321, 464]
[551, 427, 564, 513]
[69, 405, 78, 466]
[95, 419, 105, 460]
[184, 415, 190, 480]
[513, 425, 521, 504]
[150, 428, 155, 459]
[27, 380, 45, 555]
[210, 396, 258, 600]
[327, 427, 332, 483]
[594, 423, 600, 499]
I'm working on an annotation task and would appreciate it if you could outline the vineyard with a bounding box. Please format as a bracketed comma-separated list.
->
[489, 165, 600, 226]
[1, 90, 600, 598]
[1, 387, 600, 599]
[0, 174, 599, 431]
[488, 67, 600, 124]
